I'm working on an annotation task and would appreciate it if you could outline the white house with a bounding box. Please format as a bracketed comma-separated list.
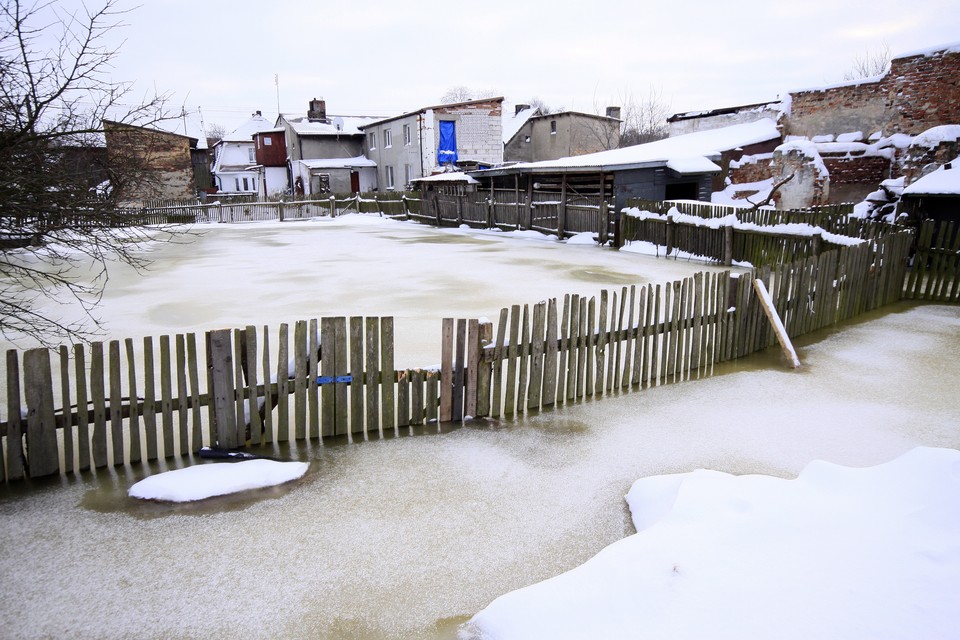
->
[211, 111, 276, 195]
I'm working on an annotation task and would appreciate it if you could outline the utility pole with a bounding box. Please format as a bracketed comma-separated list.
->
[275, 74, 280, 115]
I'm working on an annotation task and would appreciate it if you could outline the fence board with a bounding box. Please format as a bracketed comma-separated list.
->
[176, 335, 189, 454]
[276, 323, 290, 442]
[440, 318, 454, 422]
[59, 346, 73, 473]
[108, 341, 123, 465]
[244, 327, 261, 445]
[23, 349, 59, 477]
[159, 336, 175, 457]
[208, 329, 238, 449]
[528, 302, 545, 410]
[365, 317, 381, 434]
[142, 338, 157, 461]
[5, 351, 24, 479]
[381, 318, 396, 433]
[187, 333, 203, 451]
[294, 321, 308, 441]
[491, 308, 508, 419]
[543, 300, 559, 407]
[350, 317, 365, 435]
[466, 319, 480, 419]
[90, 343, 107, 468]
[504, 306, 520, 416]
[517, 305, 531, 414]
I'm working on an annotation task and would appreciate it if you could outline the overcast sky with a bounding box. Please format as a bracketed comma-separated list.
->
[58, 0, 960, 132]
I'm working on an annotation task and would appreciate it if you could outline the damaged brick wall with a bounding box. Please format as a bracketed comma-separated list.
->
[104, 121, 196, 200]
[787, 45, 960, 138]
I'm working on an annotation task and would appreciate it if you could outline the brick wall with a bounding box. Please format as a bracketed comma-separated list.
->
[822, 155, 891, 184]
[787, 45, 960, 138]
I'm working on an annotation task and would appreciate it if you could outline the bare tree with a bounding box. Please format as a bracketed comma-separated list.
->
[439, 86, 500, 104]
[205, 122, 227, 148]
[1, 0, 180, 346]
[842, 43, 891, 81]
[528, 96, 561, 116]
[617, 86, 671, 147]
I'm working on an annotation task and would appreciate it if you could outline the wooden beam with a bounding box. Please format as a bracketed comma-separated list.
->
[752, 279, 801, 369]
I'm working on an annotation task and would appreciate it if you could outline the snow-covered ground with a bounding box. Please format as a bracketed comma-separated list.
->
[0, 215, 957, 639]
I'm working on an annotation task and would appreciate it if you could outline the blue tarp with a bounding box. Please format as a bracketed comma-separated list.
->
[438, 120, 458, 165]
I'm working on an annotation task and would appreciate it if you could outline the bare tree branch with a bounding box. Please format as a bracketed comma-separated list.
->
[0, 0, 186, 347]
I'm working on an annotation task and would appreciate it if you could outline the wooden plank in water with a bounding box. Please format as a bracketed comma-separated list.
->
[566, 295, 581, 401]
[365, 317, 381, 434]
[23, 349, 59, 477]
[108, 341, 124, 465]
[397, 369, 410, 428]
[208, 329, 238, 449]
[349, 316, 365, 435]
[491, 308, 508, 418]
[576, 296, 588, 398]
[609, 288, 625, 391]
[585, 296, 596, 396]
[632, 285, 648, 387]
[504, 305, 520, 416]
[142, 338, 157, 461]
[753, 279, 801, 368]
[649, 286, 661, 386]
[308, 319, 319, 440]
[123, 339, 140, 464]
[516, 305, 530, 413]
[176, 335, 190, 454]
[542, 300, 559, 407]
[159, 336, 175, 457]
[411, 369, 425, 426]
[691, 274, 703, 376]
[187, 333, 203, 451]
[276, 323, 290, 442]
[439, 318, 454, 423]
[59, 346, 74, 473]
[381, 317, 396, 433]
[244, 327, 261, 445]
[5, 351, 25, 479]
[320, 318, 336, 438]
[557, 295, 570, 402]
[466, 319, 480, 418]
[621, 286, 636, 389]
[594, 290, 608, 396]
[293, 320, 308, 441]
[260, 326, 274, 443]
[476, 320, 493, 418]
[332, 317, 349, 436]
[453, 318, 466, 421]
[527, 302, 545, 410]
[73, 345, 90, 471]
[425, 369, 439, 424]
[90, 342, 107, 468]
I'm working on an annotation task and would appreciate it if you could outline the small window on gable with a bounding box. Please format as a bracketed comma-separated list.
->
[264, 136, 272, 146]
[524, 135, 531, 143]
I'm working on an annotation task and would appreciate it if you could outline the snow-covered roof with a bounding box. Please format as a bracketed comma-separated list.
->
[503, 107, 538, 144]
[298, 156, 376, 169]
[481, 118, 780, 174]
[892, 40, 960, 59]
[412, 171, 480, 184]
[223, 114, 276, 143]
[360, 96, 504, 129]
[903, 161, 960, 196]
[287, 116, 379, 137]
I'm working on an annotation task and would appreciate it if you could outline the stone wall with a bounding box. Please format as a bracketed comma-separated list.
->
[104, 121, 196, 200]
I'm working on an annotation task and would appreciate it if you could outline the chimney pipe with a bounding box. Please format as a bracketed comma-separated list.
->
[606, 106, 621, 120]
[308, 98, 328, 123]
[515, 103, 531, 115]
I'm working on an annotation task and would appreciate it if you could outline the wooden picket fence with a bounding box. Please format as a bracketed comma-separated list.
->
[0, 225, 915, 481]
[903, 219, 960, 302]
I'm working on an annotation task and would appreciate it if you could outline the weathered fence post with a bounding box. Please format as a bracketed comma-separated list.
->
[207, 329, 239, 449]
[23, 349, 59, 477]
[402, 194, 410, 219]
[665, 213, 675, 256]
[5, 350, 25, 479]
[724, 224, 734, 266]
[600, 200, 610, 246]
[278, 200, 285, 222]
[812, 232, 822, 257]
[557, 174, 568, 239]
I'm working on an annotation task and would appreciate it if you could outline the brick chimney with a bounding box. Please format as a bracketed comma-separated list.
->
[515, 104, 531, 115]
[606, 106, 622, 120]
[307, 98, 328, 123]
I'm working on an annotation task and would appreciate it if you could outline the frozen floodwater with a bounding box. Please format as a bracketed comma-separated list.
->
[0, 302, 957, 639]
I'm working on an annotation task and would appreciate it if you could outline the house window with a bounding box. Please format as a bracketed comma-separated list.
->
[524, 135, 531, 143]
[248, 147, 256, 162]
[369, 132, 376, 150]
[403, 124, 411, 145]
[235, 177, 240, 191]
[386, 166, 395, 190]
[404, 164, 411, 184]
[242, 177, 249, 191]
[550, 120, 557, 135]
[264, 136, 272, 146]
[384, 129, 392, 148]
